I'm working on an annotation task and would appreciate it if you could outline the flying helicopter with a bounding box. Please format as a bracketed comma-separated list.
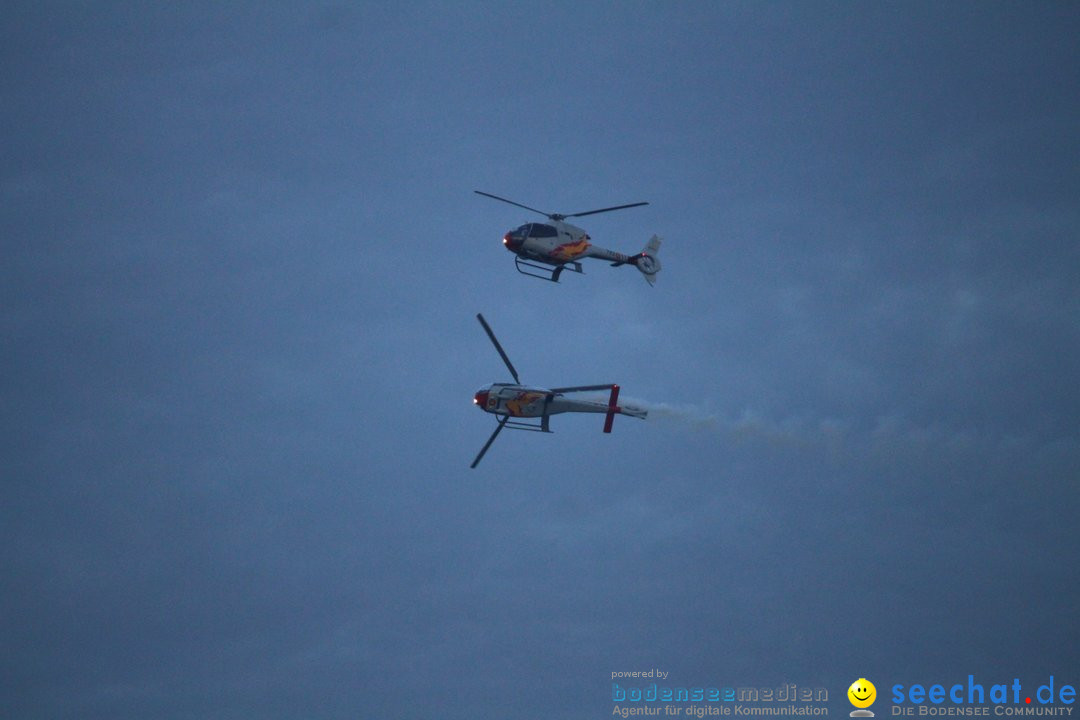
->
[470, 313, 647, 468]
[474, 190, 662, 284]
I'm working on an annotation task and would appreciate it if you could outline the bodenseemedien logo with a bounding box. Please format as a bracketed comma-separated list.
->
[849, 678, 877, 717]
[609, 675, 829, 717]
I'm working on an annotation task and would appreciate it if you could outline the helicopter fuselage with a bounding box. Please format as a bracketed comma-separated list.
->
[468, 313, 648, 466]
[473, 383, 615, 419]
[502, 220, 631, 266]
[474, 190, 659, 284]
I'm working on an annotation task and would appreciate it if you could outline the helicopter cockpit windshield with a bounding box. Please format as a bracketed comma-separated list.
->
[529, 224, 558, 238]
[506, 223, 558, 240]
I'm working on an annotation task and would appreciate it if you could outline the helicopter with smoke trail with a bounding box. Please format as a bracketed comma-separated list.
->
[470, 313, 647, 468]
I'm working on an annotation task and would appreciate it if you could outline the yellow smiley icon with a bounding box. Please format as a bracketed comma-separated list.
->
[848, 678, 877, 709]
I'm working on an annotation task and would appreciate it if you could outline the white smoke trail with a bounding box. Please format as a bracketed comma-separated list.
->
[579, 393, 723, 431]
[606, 394, 849, 450]
[582, 393, 995, 456]
[619, 396, 720, 431]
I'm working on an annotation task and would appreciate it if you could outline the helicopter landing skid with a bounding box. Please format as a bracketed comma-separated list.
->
[502, 416, 553, 433]
[514, 256, 583, 283]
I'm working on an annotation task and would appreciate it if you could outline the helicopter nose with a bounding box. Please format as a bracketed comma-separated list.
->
[502, 231, 522, 251]
[473, 390, 489, 409]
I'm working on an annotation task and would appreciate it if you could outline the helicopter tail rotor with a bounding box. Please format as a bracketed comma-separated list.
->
[633, 235, 662, 286]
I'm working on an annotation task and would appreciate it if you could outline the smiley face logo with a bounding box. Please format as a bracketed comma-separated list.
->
[848, 678, 877, 709]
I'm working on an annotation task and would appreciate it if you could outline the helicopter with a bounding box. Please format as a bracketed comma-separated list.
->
[470, 313, 647, 468]
[474, 190, 662, 284]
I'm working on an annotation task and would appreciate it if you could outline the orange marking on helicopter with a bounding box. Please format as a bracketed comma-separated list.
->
[506, 391, 545, 416]
[550, 239, 590, 261]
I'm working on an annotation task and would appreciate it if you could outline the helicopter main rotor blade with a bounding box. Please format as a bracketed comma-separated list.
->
[474, 190, 550, 218]
[471, 415, 508, 468]
[476, 313, 521, 384]
[566, 201, 649, 218]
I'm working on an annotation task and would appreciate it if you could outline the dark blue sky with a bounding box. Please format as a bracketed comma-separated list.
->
[2, 3, 1078, 719]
